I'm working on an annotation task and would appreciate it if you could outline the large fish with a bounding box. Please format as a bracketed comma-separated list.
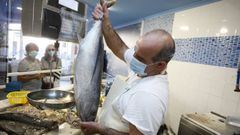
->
[74, 20, 104, 121]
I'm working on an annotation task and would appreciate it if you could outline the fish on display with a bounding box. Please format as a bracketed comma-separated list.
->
[0, 112, 58, 135]
[74, 20, 104, 121]
[74, 0, 117, 122]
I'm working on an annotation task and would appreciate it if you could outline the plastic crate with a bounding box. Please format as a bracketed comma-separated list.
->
[7, 91, 30, 104]
[4, 81, 22, 92]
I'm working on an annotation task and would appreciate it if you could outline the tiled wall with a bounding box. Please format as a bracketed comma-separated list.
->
[168, 0, 240, 133]
[138, 0, 240, 134]
[174, 36, 240, 68]
[167, 61, 239, 133]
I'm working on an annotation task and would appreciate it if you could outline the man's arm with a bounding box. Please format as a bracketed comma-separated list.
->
[102, 17, 128, 61]
[100, 123, 143, 135]
[93, 2, 129, 61]
[129, 123, 143, 135]
[79, 121, 127, 135]
[100, 127, 128, 135]
[80, 122, 143, 135]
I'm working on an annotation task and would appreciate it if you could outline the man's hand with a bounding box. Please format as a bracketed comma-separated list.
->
[80, 122, 101, 135]
[92, 0, 129, 62]
[92, 1, 109, 21]
[80, 122, 129, 135]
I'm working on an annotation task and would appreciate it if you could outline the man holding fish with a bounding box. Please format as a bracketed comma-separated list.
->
[79, 1, 175, 135]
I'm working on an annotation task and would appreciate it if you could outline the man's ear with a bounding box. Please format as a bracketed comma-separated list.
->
[157, 61, 166, 67]
[157, 61, 167, 71]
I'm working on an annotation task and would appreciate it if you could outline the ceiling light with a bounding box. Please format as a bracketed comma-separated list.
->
[221, 19, 228, 22]
[16, 7, 22, 10]
[220, 27, 228, 34]
[180, 25, 189, 31]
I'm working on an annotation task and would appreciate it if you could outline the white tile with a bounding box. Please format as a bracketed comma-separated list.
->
[172, 0, 240, 38]
[188, 92, 209, 113]
[236, 99, 240, 116]
[204, 94, 222, 113]
[219, 99, 239, 116]
[221, 88, 240, 103]
[167, 61, 238, 134]
[221, 69, 239, 102]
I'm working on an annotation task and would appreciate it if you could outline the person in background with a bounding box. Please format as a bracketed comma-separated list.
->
[17, 43, 42, 90]
[79, 1, 175, 135]
[41, 44, 62, 89]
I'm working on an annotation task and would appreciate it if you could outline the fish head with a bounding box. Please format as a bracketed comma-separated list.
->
[100, 0, 117, 8]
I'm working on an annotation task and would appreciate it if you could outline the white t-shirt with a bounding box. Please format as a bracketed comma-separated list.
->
[99, 49, 169, 135]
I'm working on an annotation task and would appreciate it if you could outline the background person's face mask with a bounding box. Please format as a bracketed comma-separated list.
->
[48, 50, 55, 57]
[28, 51, 38, 58]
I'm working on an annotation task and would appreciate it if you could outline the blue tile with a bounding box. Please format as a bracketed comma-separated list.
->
[174, 36, 240, 68]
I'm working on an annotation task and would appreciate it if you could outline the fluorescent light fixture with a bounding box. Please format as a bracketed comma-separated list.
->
[220, 27, 228, 34]
[16, 7, 22, 10]
[180, 25, 189, 31]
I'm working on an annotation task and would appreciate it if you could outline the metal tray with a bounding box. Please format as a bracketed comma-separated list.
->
[27, 90, 75, 110]
[226, 116, 240, 127]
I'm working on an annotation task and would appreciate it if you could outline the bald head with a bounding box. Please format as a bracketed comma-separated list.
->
[25, 43, 39, 52]
[145, 29, 175, 63]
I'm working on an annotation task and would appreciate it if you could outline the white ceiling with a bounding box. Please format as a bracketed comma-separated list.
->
[81, 0, 219, 28]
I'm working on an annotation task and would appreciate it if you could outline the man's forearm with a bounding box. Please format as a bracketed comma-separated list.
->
[99, 127, 128, 135]
[102, 17, 128, 61]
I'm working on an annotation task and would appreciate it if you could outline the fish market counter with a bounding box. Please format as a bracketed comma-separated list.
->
[0, 85, 87, 135]
[0, 99, 86, 135]
[0, 101, 85, 135]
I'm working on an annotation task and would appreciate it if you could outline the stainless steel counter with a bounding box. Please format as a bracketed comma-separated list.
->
[178, 113, 240, 135]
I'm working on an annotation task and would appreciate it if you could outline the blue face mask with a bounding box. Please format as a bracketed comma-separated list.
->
[129, 47, 162, 77]
[48, 50, 55, 57]
[130, 57, 161, 77]
[130, 56, 148, 77]
[28, 51, 38, 58]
